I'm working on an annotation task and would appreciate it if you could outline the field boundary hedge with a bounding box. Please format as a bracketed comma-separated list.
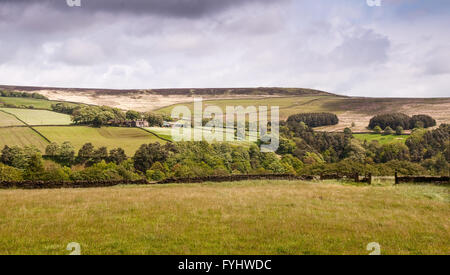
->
[2, 173, 448, 190]
[0, 180, 151, 189]
[157, 174, 314, 184]
[139, 127, 173, 143]
[395, 173, 449, 185]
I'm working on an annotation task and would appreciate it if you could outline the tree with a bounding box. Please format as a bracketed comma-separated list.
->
[0, 163, 23, 181]
[109, 148, 127, 164]
[410, 115, 436, 129]
[45, 142, 60, 157]
[395, 126, 403, 135]
[343, 127, 352, 135]
[383, 126, 394, 135]
[78, 143, 95, 163]
[146, 113, 164, 127]
[60, 142, 75, 164]
[92, 147, 108, 164]
[373, 126, 382, 134]
[126, 110, 141, 120]
[1, 146, 14, 165]
[276, 138, 296, 155]
[133, 143, 169, 172]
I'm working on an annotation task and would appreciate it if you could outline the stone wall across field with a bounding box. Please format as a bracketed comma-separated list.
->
[0, 175, 313, 189]
[395, 175, 450, 185]
[0, 180, 150, 189]
[157, 174, 317, 184]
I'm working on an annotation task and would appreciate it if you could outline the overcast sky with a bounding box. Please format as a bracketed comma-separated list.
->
[0, 0, 449, 97]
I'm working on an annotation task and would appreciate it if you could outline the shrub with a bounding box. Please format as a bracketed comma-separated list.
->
[373, 126, 382, 134]
[395, 126, 403, 135]
[0, 163, 23, 181]
[383, 126, 394, 135]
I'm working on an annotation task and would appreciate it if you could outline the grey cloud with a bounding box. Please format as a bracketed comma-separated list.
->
[331, 30, 390, 67]
[423, 46, 450, 75]
[0, 0, 281, 18]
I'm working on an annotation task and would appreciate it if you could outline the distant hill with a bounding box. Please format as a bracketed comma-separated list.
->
[1, 84, 449, 133]
[0, 85, 336, 97]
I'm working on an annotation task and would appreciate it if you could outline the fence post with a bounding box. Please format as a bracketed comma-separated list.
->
[395, 171, 399, 185]
[368, 173, 372, 185]
[354, 172, 359, 183]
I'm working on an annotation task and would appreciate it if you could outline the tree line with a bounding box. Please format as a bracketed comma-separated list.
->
[369, 113, 436, 130]
[1, 123, 447, 182]
[287, 113, 339, 128]
[0, 90, 48, 100]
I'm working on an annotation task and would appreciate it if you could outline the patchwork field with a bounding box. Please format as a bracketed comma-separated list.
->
[0, 180, 448, 255]
[0, 127, 48, 151]
[2, 87, 449, 134]
[353, 134, 409, 145]
[145, 126, 257, 144]
[1, 86, 330, 112]
[0, 97, 78, 110]
[156, 96, 450, 132]
[34, 126, 166, 155]
[0, 111, 24, 127]
[0, 108, 72, 125]
[156, 96, 335, 119]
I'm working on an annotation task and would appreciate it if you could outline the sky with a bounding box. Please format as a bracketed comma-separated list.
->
[0, 0, 449, 97]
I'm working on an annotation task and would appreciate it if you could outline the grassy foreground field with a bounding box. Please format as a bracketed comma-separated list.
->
[0, 127, 48, 151]
[0, 180, 448, 255]
[34, 126, 166, 155]
[0, 108, 72, 125]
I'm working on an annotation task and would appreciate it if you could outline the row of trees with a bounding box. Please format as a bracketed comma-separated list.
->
[287, 113, 339, 128]
[0, 90, 48, 100]
[369, 113, 436, 130]
[1, 124, 448, 182]
[53, 104, 167, 127]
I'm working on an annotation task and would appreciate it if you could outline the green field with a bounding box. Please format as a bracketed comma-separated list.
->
[0, 111, 24, 127]
[0, 180, 448, 255]
[353, 133, 408, 144]
[0, 97, 78, 110]
[0, 108, 72, 125]
[0, 127, 48, 151]
[34, 126, 167, 155]
[145, 127, 257, 145]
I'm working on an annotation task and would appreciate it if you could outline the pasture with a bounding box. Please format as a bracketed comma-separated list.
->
[0, 108, 72, 125]
[0, 97, 77, 110]
[34, 126, 167, 155]
[0, 127, 48, 151]
[155, 96, 337, 120]
[156, 96, 450, 132]
[145, 126, 257, 145]
[353, 133, 409, 145]
[0, 180, 448, 255]
[0, 111, 24, 127]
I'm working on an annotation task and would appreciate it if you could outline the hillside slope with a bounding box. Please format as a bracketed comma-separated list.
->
[1, 85, 449, 132]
